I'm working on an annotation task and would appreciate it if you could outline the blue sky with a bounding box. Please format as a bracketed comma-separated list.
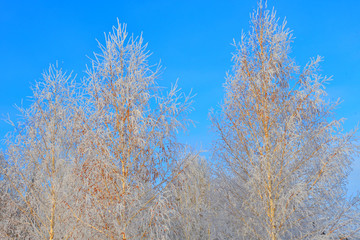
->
[0, 0, 359, 193]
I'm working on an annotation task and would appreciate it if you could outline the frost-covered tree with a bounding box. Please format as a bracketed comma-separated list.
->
[1, 66, 84, 239]
[211, 1, 360, 239]
[69, 23, 192, 240]
[0, 153, 27, 239]
[168, 156, 215, 239]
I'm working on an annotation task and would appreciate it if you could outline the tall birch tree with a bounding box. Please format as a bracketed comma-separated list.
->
[1, 66, 83, 240]
[70, 22, 192, 240]
[212, 2, 360, 239]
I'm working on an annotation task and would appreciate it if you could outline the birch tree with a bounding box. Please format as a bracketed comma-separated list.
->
[0, 153, 28, 239]
[70, 22, 192, 240]
[1, 66, 84, 239]
[168, 156, 215, 240]
[212, 2, 360, 239]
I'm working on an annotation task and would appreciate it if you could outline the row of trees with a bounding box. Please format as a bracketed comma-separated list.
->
[1, 2, 359, 239]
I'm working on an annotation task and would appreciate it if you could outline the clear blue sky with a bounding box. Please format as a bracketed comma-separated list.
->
[1, 0, 359, 193]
